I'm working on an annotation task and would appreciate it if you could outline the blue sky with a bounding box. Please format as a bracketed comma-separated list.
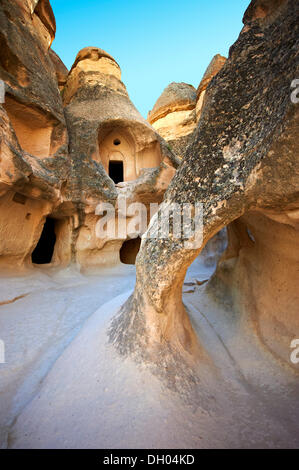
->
[51, 0, 250, 117]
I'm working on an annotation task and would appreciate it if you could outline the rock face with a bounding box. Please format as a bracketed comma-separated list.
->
[0, 1, 178, 272]
[148, 82, 197, 159]
[195, 53, 226, 120]
[62, 46, 178, 268]
[49, 49, 68, 90]
[110, 0, 299, 380]
[0, 0, 69, 271]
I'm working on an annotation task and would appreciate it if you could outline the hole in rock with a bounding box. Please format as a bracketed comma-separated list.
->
[113, 139, 121, 146]
[32, 217, 56, 265]
[109, 160, 124, 184]
[120, 237, 141, 265]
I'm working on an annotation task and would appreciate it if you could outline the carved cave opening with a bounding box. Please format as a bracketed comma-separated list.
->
[120, 237, 141, 265]
[32, 217, 56, 265]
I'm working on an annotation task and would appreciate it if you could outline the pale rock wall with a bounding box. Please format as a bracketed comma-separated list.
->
[152, 108, 197, 141]
[213, 211, 299, 368]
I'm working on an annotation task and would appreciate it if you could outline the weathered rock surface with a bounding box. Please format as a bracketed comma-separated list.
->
[0, 0, 69, 270]
[49, 49, 68, 90]
[0, 2, 179, 272]
[148, 82, 197, 159]
[62, 46, 179, 268]
[0, 0, 298, 450]
[110, 0, 299, 386]
[148, 82, 197, 126]
[195, 53, 226, 120]
[148, 54, 226, 160]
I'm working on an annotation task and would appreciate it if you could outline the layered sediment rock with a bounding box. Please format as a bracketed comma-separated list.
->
[110, 0, 299, 379]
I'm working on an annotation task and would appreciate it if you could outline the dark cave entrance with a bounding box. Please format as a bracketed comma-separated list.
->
[32, 217, 56, 265]
[120, 237, 141, 265]
[109, 160, 124, 184]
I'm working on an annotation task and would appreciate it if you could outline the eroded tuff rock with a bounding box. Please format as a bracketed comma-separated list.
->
[110, 0, 299, 385]
[49, 49, 68, 90]
[62, 46, 179, 268]
[148, 55, 226, 160]
[195, 53, 226, 120]
[148, 82, 197, 159]
[0, 0, 69, 270]
[0, 2, 179, 272]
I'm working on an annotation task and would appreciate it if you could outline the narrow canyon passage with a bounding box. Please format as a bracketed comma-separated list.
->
[4, 258, 299, 449]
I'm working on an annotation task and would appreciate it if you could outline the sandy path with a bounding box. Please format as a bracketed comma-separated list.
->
[0, 264, 136, 448]
[4, 235, 297, 449]
[7, 282, 299, 449]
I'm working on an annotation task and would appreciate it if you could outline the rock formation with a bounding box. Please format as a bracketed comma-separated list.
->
[0, 0, 298, 450]
[49, 49, 68, 90]
[148, 55, 226, 160]
[62, 46, 178, 268]
[148, 82, 197, 159]
[195, 53, 226, 120]
[110, 0, 299, 382]
[0, 0, 69, 271]
[0, 1, 178, 272]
